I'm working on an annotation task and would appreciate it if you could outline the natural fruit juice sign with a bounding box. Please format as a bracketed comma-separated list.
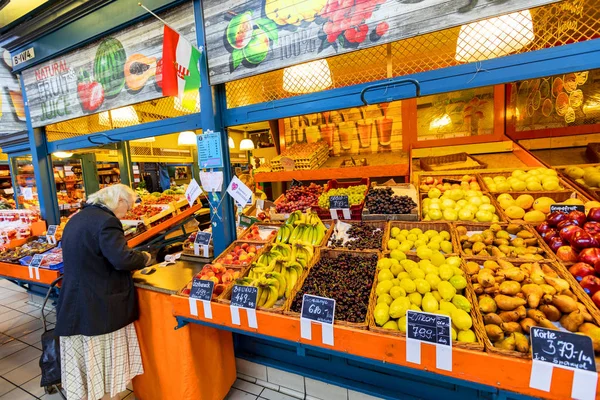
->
[202, 0, 560, 85]
[21, 3, 196, 128]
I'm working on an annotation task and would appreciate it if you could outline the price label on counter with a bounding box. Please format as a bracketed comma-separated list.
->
[329, 196, 350, 220]
[28, 254, 44, 280]
[300, 294, 335, 346]
[406, 310, 452, 371]
[230, 285, 258, 328]
[188, 279, 214, 319]
[549, 204, 585, 213]
[46, 225, 58, 245]
[193, 232, 211, 257]
[530, 327, 597, 400]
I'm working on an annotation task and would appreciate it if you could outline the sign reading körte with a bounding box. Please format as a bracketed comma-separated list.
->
[530, 327, 596, 372]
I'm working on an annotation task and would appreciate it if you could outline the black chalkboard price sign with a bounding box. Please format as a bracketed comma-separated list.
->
[301, 294, 335, 324]
[329, 195, 349, 209]
[530, 327, 596, 372]
[29, 254, 44, 269]
[230, 285, 258, 309]
[406, 310, 452, 346]
[194, 231, 212, 246]
[46, 225, 58, 237]
[189, 279, 214, 301]
[549, 204, 586, 213]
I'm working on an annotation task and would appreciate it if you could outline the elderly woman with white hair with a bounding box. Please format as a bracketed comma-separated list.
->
[55, 184, 151, 400]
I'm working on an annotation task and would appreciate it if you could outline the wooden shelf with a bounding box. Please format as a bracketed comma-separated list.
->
[171, 297, 599, 400]
[255, 152, 410, 183]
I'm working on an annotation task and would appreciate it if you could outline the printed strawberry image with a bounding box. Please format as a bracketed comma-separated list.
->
[77, 69, 104, 112]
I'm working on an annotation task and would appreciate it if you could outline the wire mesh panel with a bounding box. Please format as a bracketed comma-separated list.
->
[225, 0, 600, 109]
[45, 96, 200, 142]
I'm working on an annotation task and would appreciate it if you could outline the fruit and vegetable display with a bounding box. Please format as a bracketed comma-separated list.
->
[234, 241, 315, 309]
[141, 193, 183, 205]
[122, 205, 166, 220]
[465, 259, 600, 356]
[494, 193, 580, 223]
[275, 210, 327, 246]
[290, 252, 377, 324]
[180, 264, 241, 298]
[275, 183, 323, 214]
[365, 187, 417, 215]
[481, 168, 564, 192]
[372, 252, 479, 344]
[215, 242, 262, 266]
[19, 247, 63, 269]
[386, 226, 454, 254]
[457, 224, 548, 260]
[422, 188, 500, 222]
[317, 184, 368, 209]
[327, 221, 384, 250]
[419, 175, 481, 193]
[564, 165, 600, 190]
[241, 224, 278, 242]
[0, 238, 55, 262]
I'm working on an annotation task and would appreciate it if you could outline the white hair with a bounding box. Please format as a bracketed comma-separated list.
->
[86, 184, 136, 211]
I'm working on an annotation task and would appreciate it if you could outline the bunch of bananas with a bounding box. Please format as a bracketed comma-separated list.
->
[276, 210, 326, 246]
[235, 276, 280, 309]
[264, 0, 327, 26]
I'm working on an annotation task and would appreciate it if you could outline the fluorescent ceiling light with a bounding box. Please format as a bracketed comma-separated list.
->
[53, 151, 73, 158]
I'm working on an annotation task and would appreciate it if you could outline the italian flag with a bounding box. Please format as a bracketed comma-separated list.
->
[162, 25, 202, 111]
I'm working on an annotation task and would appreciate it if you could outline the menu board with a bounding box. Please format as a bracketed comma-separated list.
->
[197, 132, 224, 169]
[21, 3, 197, 128]
[201, 0, 560, 85]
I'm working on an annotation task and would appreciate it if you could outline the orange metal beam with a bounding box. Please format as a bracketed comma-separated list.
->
[171, 296, 600, 400]
[0, 261, 61, 285]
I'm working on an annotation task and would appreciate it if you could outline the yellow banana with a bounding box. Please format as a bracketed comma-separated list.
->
[267, 272, 286, 298]
[263, 285, 279, 308]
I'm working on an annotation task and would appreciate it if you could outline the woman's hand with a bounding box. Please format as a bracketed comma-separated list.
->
[142, 252, 153, 266]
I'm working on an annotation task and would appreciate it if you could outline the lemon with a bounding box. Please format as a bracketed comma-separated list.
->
[511, 181, 527, 191]
[377, 293, 393, 306]
[390, 286, 406, 299]
[457, 329, 477, 343]
[389, 297, 411, 318]
[526, 181, 542, 191]
[378, 258, 392, 270]
[408, 292, 422, 307]
[378, 269, 394, 282]
[387, 239, 399, 250]
[374, 303, 390, 326]
[398, 316, 407, 332]
[376, 280, 394, 296]
[390, 227, 401, 237]
[399, 278, 416, 294]
[499, 198, 515, 210]
[451, 309, 472, 330]
[382, 320, 398, 330]
[542, 180, 560, 191]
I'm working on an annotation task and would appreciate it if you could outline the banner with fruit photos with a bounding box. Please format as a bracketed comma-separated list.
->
[21, 2, 197, 128]
[202, 0, 560, 85]
[281, 101, 402, 157]
[0, 49, 27, 134]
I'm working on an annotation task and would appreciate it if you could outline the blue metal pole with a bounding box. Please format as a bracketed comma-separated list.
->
[20, 75, 60, 224]
[193, 0, 236, 254]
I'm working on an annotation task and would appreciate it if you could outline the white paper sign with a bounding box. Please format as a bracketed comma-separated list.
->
[199, 171, 224, 192]
[22, 187, 33, 201]
[185, 179, 202, 207]
[227, 176, 252, 206]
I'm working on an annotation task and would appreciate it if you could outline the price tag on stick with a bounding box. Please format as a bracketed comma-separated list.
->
[328, 195, 351, 220]
[529, 327, 597, 400]
[230, 285, 258, 329]
[188, 279, 214, 319]
[549, 204, 586, 213]
[300, 294, 336, 346]
[46, 225, 58, 245]
[406, 310, 452, 371]
[28, 254, 43, 280]
[193, 232, 212, 257]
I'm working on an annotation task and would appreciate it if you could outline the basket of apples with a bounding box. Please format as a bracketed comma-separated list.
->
[214, 241, 263, 267]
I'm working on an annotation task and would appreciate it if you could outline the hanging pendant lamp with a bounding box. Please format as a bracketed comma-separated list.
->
[178, 131, 197, 146]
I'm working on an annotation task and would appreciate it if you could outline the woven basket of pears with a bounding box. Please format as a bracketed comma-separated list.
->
[367, 253, 485, 352]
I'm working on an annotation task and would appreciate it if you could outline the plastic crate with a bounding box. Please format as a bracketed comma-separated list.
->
[312, 178, 370, 221]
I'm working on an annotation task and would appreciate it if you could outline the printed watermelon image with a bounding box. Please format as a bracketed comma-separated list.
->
[94, 38, 127, 97]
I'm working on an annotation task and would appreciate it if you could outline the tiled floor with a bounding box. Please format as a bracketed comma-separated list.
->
[0, 280, 135, 400]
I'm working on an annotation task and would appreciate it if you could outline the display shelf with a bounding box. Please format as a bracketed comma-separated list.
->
[0, 261, 61, 285]
[126, 203, 206, 248]
[254, 152, 409, 183]
[171, 297, 598, 400]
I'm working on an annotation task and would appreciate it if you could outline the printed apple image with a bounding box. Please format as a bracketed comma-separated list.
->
[227, 12, 254, 50]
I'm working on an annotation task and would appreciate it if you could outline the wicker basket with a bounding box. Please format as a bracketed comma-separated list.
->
[217, 247, 320, 314]
[557, 164, 600, 202]
[382, 221, 458, 255]
[420, 152, 488, 172]
[492, 190, 592, 224]
[479, 170, 578, 194]
[325, 220, 388, 252]
[415, 173, 485, 194]
[419, 192, 506, 223]
[454, 223, 555, 263]
[283, 249, 380, 330]
[367, 253, 485, 352]
[237, 222, 283, 243]
[213, 241, 267, 269]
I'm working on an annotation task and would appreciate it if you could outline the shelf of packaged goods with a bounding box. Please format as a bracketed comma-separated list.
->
[171, 297, 599, 400]
[0, 261, 61, 285]
[126, 203, 206, 248]
[254, 163, 410, 183]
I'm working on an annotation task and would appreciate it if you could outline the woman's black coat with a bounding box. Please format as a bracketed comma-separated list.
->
[55, 204, 146, 337]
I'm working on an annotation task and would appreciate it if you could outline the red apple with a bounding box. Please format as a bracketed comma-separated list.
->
[541, 229, 558, 244]
[549, 236, 566, 252]
[182, 288, 191, 295]
[556, 245, 579, 262]
[569, 262, 596, 281]
[592, 291, 600, 308]
[580, 275, 600, 296]
[547, 211, 568, 227]
[584, 221, 600, 235]
[571, 230, 599, 250]
[568, 210, 587, 226]
[241, 243, 249, 250]
[587, 207, 600, 222]
[559, 224, 583, 242]
[234, 245, 242, 252]
[536, 222, 552, 234]
[578, 248, 600, 265]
